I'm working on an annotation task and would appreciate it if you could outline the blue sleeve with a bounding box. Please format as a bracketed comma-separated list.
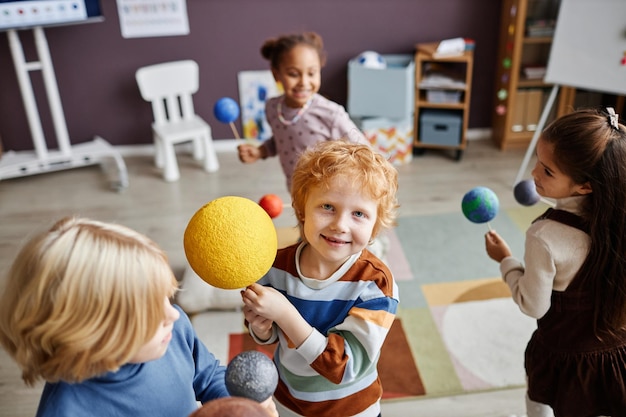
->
[175, 306, 229, 403]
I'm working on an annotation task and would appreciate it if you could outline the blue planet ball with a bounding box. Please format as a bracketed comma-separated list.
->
[213, 97, 240, 123]
[461, 186, 499, 224]
[514, 179, 540, 206]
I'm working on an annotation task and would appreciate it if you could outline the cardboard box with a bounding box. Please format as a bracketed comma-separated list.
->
[347, 54, 415, 119]
[355, 116, 413, 165]
[419, 110, 462, 146]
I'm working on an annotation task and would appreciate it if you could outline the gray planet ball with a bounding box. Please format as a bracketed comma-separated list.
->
[514, 179, 540, 206]
[225, 350, 279, 402]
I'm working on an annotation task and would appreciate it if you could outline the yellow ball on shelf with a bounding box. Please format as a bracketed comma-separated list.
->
[184, 196, 277, 289]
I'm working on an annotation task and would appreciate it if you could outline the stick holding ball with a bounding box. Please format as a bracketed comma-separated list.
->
[226, 351, 279, 403]
[213, 97, 241, 140]
[462, 186, 500, 230]
[183, 196, 277, 289]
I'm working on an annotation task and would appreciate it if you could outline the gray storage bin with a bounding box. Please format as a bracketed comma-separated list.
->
[419, 110, 462, 146]
[347, 54, 415, 119]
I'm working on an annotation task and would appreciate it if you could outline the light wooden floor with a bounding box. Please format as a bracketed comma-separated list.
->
[0, 140, 534, 417]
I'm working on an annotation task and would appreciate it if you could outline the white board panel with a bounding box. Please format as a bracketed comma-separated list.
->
[545, 0, 626, 95]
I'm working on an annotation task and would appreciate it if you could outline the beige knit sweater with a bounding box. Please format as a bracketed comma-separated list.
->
[500, 196, 590, 319]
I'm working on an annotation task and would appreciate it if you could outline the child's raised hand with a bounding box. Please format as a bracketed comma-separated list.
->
[485, 230, 513, 263]
[241, 283, 291, 322]
[242, 283, 313, 349]
[237, 144, 262, 163]
[242, 305, 274, 342]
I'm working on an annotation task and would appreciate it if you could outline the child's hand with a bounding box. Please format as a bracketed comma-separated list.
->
[485, 230, 512, 263]
[241, 284, 291, 322]
[243, 283, 313, 348]
[242, 304, 274, 342]
[259, 396, 278, 417]
[238, 144, 262, 163]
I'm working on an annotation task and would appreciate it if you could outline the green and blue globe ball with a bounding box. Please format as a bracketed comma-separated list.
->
[462, 186, 499, 223]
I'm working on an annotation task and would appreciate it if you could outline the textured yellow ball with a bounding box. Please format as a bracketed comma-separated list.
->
[184, 196, 278, 289]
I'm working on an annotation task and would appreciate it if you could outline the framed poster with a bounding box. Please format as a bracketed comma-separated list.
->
[117, 0, 189, 39]
[237, 70, 282, 141]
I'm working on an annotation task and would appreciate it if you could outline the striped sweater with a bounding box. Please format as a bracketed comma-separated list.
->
[254, 242, 399, 417]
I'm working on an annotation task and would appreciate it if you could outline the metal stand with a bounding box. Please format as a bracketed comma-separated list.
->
[514, 84, 560, 186]
[0, 27, 128, 191]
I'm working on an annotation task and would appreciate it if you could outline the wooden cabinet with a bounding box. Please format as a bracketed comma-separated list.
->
[493, 0, 625, 150]
[492, 0, 563, 150]
[413, 42, 473, 161]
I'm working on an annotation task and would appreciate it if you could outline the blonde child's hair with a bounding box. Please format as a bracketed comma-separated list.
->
[291, 140, 399, 239]
[0, 217, 179, 386]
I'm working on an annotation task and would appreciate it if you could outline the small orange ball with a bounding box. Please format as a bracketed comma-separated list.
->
[258, 194, 283, 219]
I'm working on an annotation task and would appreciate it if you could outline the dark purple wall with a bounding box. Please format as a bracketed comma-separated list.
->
[0, 0, 502, 151]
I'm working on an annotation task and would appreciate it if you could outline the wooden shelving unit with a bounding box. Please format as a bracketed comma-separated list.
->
[413, 42, 474, 161]
[492, 0, 564, 150]
[493, 0, 625, 151]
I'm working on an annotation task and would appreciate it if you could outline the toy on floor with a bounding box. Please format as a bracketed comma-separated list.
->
[258, 194, 283, 219]
[225, 350, 279, 403]
[214, 97, 241, 139]
[462, 186, 499, 230]
[183, 196, 277, 289]
[513, 179, 540, 206]
[188, 397, 268, 417]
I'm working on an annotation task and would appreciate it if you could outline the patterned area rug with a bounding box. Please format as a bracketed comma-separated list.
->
[194, 203, 550, 401]
[384, 204, 547, 399]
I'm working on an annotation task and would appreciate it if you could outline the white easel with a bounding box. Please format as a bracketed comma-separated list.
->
[514, 84, 560, 186]
[0, 27, 128, 191]
[516, 0, 626, 186]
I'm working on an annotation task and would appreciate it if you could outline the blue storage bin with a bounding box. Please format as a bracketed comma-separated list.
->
[419, 110, 462, 146]
[347, 54, 415, 119]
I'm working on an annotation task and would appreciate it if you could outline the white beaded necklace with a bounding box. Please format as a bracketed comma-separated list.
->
[277, 96, 313, 126]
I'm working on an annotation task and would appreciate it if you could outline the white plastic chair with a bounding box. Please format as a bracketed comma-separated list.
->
[135, 60, 219, 182]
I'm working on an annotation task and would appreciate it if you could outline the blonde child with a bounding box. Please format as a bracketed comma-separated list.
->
[484, 108, 626, 417]
[237, 31, 368, 191]
[241, 140, 399, 417]
[0, 217, 275, 417]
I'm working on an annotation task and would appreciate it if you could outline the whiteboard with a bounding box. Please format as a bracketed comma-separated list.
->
[544, 0, 626, 95]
